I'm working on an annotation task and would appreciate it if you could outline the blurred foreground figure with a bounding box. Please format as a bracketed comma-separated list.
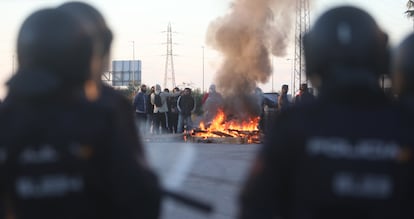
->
[393, 33, 414, 107]
[239, 6, 414, 219]
[57, 1, 147, 156]
[0, 6, 159, 219]
[57, 2, 161, 218]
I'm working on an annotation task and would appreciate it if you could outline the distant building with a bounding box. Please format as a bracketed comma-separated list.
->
[111, 60, 141, 86]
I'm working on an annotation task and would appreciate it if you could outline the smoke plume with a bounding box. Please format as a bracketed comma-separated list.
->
[206, 0, 295, 118]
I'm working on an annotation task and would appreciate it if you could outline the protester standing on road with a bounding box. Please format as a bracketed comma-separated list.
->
[277, 84, 290, 112]
[239, 6, 414, 219]
[202, 84, 223, 125]
[147, 86, 155, 133]
[294, 83, 315, 105]
[168, 87, 180, 133]
[133, 84, 148, 130]
[151, 84, 169, 134]
[177, 88, 196, 133]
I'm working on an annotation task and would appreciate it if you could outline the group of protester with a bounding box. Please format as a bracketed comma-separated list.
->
[133, 84, 195, 134]
[2, 2, 414, 219]
[275, 83, 315, 112]
[133, 83, 230, 134]
[134, 79, 314, 135]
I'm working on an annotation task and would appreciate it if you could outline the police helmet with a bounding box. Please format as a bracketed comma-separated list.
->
[303, 6, 389, 81]
[15, 8, 93, 88]
[393, 33, 414, 95]
[58, 2, 113, 57]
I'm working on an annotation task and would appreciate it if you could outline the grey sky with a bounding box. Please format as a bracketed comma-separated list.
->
[0, 0, 411, 98]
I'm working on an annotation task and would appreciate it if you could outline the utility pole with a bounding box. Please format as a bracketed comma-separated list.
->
[12, 54, 15, 74]
[271, 55, 274, 92]
[131, 41, 135, 85]
[164, 22, 176, 89]
[293, 0, 310, 95]
[202, 46, 205, 93]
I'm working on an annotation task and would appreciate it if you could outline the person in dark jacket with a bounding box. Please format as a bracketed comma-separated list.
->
[134, 84, 148, 117]
[0, 6, 160, 219]
[294, 83, 315, 105]
[133, 84, 148, 131]
[168, 87, 180, 133]
[177, 88, 196, 133]
[239, 6, 414, 219]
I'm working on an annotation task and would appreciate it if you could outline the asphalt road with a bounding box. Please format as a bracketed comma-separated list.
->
[145, 142, 261, 219]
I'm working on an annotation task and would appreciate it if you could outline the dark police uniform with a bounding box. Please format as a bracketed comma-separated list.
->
[239, 6, 414, 219]
[239, 85, 414, 219]
[0, 8, 161, 219]
[100, 84, 146, 157]
[0, 88, 160, 219]
[393, 33, 414, 119]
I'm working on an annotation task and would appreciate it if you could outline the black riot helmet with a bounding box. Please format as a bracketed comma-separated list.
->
[57, 2, 113, 57]
[9, 8, 93, 96]
[303, 6, 389, 84]
[392, 33, 414, 96]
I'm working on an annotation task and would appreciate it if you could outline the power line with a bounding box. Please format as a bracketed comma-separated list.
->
[163, 22, 177, 89]
[293, 0, 310, 95]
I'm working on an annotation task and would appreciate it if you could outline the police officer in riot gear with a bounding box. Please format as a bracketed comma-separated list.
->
[239, 6, 414, 219]
[57, 1, 149, 158]
[0, 7, 160, 219]
[57, 3, 161, 217]
[393, 33, 414, 106]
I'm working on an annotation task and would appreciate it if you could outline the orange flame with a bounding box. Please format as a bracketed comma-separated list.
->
[202, 109, 259, 132]
[193, 109, 260, 143]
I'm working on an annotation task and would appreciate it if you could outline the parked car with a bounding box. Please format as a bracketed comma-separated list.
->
[263, 92, 279, 111]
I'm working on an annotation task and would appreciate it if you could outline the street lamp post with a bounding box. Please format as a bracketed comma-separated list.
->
[202, 46, 205, 93]
[271, 55, 274, 92]
[285, 58, 292, 94]
[131, 41, 135, 85]
[12, 54, 15, 74]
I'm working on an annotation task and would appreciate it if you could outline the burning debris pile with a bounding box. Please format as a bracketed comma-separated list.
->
[188, 0, 297, 143]
[188, 109, 261, 144]
[187, 110, 260, 144]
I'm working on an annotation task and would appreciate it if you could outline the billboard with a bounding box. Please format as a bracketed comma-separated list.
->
[111, 60, 141, 86]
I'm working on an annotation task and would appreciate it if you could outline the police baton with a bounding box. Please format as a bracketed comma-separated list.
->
[162, 188, 213, 214]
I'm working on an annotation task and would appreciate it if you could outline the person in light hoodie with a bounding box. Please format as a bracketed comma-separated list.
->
[151, 84, 169, 134]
